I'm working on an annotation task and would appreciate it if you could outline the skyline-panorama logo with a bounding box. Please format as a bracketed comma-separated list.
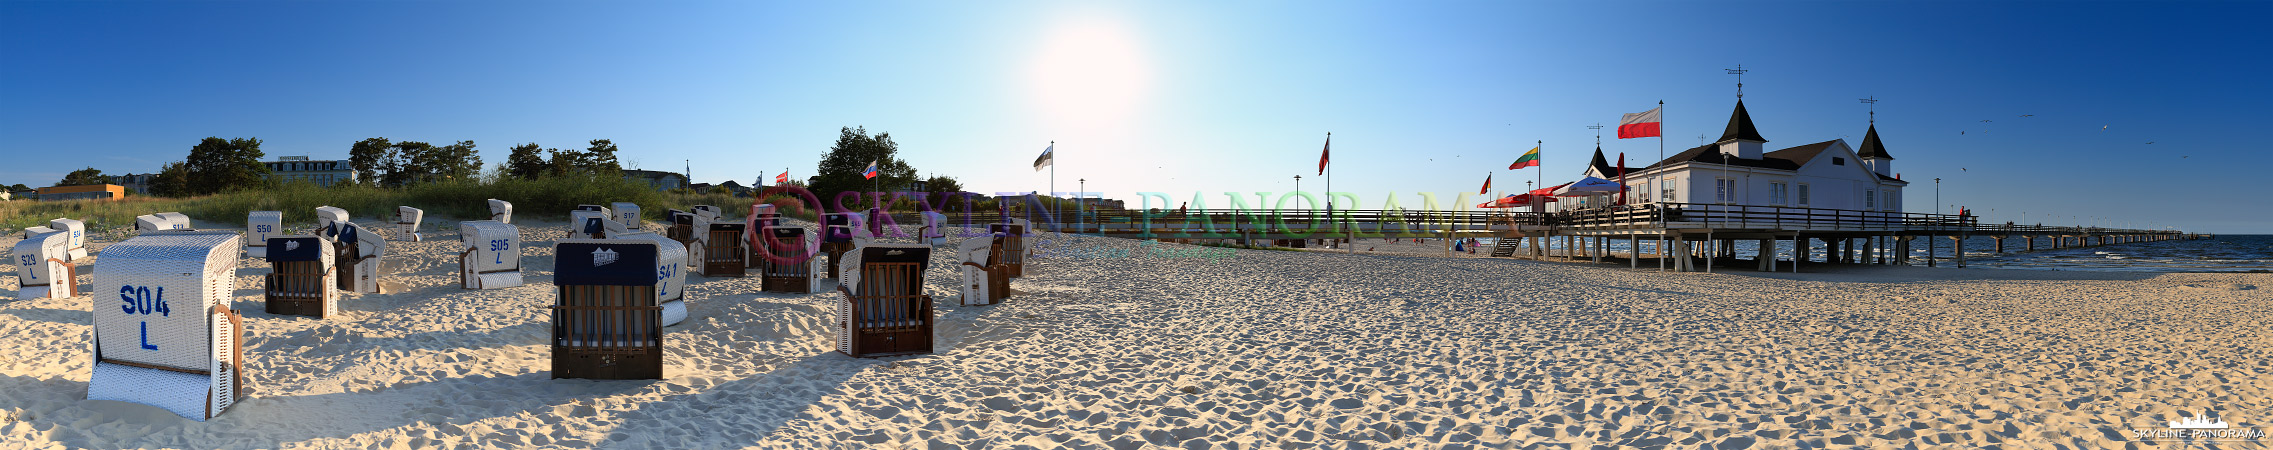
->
[2134, 411, 2265, 442]
[592, 248, 618, 267]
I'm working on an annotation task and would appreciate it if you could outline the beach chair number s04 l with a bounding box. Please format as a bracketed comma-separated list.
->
[119, 285, 171, 350]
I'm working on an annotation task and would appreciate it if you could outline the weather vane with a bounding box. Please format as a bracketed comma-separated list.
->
[1726, 64, 1748, 99]
[1859, 96, 1879, 124]
[1587, 123, 1603, 146]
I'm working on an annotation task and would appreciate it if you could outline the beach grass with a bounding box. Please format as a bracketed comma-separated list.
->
[1, 176, 815, 230]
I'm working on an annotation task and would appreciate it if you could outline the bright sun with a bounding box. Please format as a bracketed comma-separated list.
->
[1028, 18, 1152, 130]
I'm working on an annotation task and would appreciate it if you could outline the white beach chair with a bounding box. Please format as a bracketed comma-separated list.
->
[13, 229, 77, 300]
[613, 202, 642, 230]
[48, 218, 88, 261]
[691, 205, 721, 222]
[689, 213, 747, 277]
[569, 209, 623, 239]
[488, 199, 514, 224]
[920, 211, 948, 245]
[458, 220, 523, 289]
[87, 232, 245, 421]
[262, 235, 337, 318]
[136, 213, 195, 233]
[758, 225, 825, 293]
[314, 206, 350, 234]
[615, 231, 689, 326]
[957, 234, 1011, 306]
[328, 222, 387, 294]
[843, 211, 875, 247]
[550, 238, 667, 379]
[244, 211, 283, 258]
[395, 206, 425, 242]
[24, 226, 55, 238]
[835, 243, 934, 358]
[576, 204, 612, 220]
[156, 212, 192, 230]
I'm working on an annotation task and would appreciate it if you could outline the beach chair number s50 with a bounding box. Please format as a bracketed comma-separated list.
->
[118, 285, 170, 350]
[490, 239, 509, 264]
[255, 225, 272, 233]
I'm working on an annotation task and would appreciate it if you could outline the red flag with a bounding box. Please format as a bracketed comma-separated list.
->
[775, 172, 788, 184]
[1317, 134, 1330, 175]
[1479, 174, 1491, 195]
[1619, 106, 1662, 139]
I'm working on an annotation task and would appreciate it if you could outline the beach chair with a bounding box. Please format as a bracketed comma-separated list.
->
[314, 206, 350, 232]
[262, 236, 337, 318]
[835, 244, 934, 358]
[157, 212, 192, 230]
[327, 222, 387, 294]
[957, 234, 1011, 306]
[919, 211, 948, 245]
[48, 218, 88, 261]
[990, 222, 1029, 277]
[550, 239, 667, 380]
[568, 210, 621, 240]
[23, 226, 55, 238]
[458, 220, 524, 289]
[87, 232, 245, 421]
[821, 213, 857, 279]
[488, 199, 514, 224]
[395, 206, 425, 241]
[691, 205, 720, 222]
[136, 213, 191, 233]
[759, 226, 825, 293]
[13, 229, 76, 300]
[245, 211, 283, 258]
[612, 202, 642, 230]
[665, 209, 694, 243]
[689, 210, 747, 277]
[616, 232, 689, 326]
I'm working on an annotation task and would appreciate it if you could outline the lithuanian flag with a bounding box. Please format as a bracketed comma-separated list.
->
[1509, 146, 1541, 169]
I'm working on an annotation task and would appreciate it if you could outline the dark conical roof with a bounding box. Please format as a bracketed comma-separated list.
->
[1718, 100, 1767, 143]
[1856, 124, 1894, 160]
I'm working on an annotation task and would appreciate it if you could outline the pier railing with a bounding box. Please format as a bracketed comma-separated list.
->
[905, 204, 2177, 238]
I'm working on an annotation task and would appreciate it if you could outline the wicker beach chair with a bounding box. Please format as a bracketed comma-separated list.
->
[87, 232, 245, 421]
[488, 199, 514, 224]
[576, 204, 612, 217]
[693, 215, 747, 277]
[568, 210, 619, 240]
[325, 222, 387, 294]
[919, 211, 948, 245]
[612, 202, 642, 230]
[156, 212, 192, 230]
[664, 209, 693, 242]
[957, 234, 1011, 306]
[821, 213, 857, 279]
[395, 206, 425, 241]
[990, 221, 1029, 277]
[691, 205, 720, 222]
[244, 211, 283, 258]
[550, 239, 667, 380]
[758, 226, 825, 293]
[12, 229, 76, 300]
[836, 244, 934, 358]
[314, 206, 349, 232]
[48, 218, 88, 261]
[262, 236, 337, 318]
[136, 213, 191, 232]
[458, 220, 524, 289]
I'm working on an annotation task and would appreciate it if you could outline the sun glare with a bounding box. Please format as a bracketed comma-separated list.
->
[1028, 18, 1152, 130]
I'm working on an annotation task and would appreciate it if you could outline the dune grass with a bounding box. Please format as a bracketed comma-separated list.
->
[2, 176, 818, 231]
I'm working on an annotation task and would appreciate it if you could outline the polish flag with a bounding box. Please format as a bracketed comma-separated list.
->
[1618, 106, 1662, 139]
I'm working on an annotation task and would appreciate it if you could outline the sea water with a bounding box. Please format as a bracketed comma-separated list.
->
[1481, 234, 2272, 273]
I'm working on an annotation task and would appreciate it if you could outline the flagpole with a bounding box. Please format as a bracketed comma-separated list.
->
[1051, 140, 1057, 232]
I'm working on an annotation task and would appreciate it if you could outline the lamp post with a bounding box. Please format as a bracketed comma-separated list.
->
[1931, 177, 1940, 267]
[1293, 175, 1303, 212]
[1078, 178, 1086, 234]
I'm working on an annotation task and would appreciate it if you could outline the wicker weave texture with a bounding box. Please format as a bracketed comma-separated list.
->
[91, 233, 240, 372]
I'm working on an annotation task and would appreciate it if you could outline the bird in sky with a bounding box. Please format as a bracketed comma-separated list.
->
[2019, 114, 2034, 117]
[2183, 155, 2190, 158]
[2103, 125, 2109, 131]
[2146, 142, 2155, 144]
[1980, 119, 1993, 122]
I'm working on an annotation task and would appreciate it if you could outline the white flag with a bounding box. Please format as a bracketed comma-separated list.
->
[1032, 144, 1054, 171]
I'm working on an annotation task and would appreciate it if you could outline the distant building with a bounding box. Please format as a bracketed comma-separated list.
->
[718, 180, 750, 196]
[1566, 100, 1907, 213]
[688, 182, 713, 193]
[37, 184, 126, 202]
[263, 156, 356, 186]
[623, 170, 689, 191]
[110, 173, 155, 195]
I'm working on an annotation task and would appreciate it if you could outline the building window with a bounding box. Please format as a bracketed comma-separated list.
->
[1715, 178, 1737, 203]
[1641, 179, 1653, 203]
[1770, 182, 1789, 205]
[1833, 157, 1846, 166]
[1798, 183, 1810, 206]
[1865, 189, 1877, 209]
[1661, 177, 1677, 203]
[1883, 190, 1895, 211]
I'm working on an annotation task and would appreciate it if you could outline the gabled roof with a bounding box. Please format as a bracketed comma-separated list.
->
[1856, 124, 1894, 160]
[1718, 100, 1768, 143]
[1644, 140, 1847, 172]
[1587, 146, 1644, 178]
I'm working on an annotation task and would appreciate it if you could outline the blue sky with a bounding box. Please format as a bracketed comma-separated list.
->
[4, 1, 2267, 233]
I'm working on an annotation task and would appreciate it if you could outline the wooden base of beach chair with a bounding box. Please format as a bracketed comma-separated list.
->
[265, 261, 332, 318]
[838, 259, 934, 358]
[551, 285, 664, 380]
[821, 242, 853, 279]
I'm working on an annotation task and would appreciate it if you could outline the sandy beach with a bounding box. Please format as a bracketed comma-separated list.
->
[4, 218, 2271, 448]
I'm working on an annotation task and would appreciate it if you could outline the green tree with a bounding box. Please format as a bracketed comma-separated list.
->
[57, 167, 108, 186]
[348, 137, 392, 186]
[384, 141, 433, 187]
[585, 139, 622, 176]
[5, 183, 31, 192]
[922, 175, 963, 196]
[812, 126, 918, 211]
[547, 148, 593, 177]
[426, 140, 481, 182]
[184, 137, 269, 195]
[505, 143, 548, 179]
[147, 161, 192, 197]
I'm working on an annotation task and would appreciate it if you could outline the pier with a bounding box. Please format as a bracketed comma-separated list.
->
[935, 202, 2196, 272]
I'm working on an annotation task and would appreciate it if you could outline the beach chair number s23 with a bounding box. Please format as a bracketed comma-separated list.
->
[491, 239, 509, 264]
[118, 285, 170, 350]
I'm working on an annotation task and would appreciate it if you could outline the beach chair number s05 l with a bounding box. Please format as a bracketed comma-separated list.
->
[492, 239, 509, 264]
